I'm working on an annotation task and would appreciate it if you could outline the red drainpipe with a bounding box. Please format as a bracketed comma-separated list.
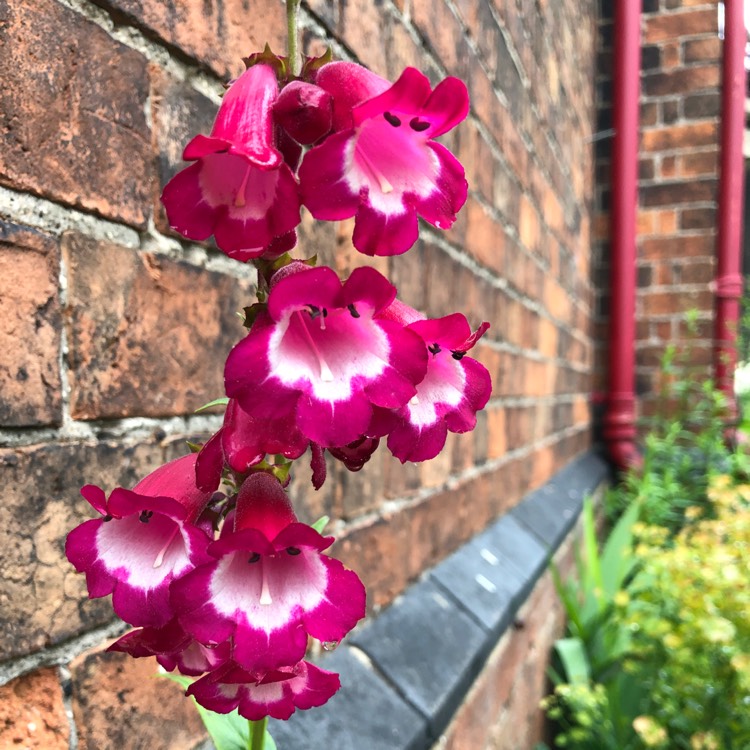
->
[603, 0, 642, 470]
[714, 0, 746, 420]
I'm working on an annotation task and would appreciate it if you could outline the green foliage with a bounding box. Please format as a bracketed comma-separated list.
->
[160, 673, 277, 750]
[545, 342, 750, 748]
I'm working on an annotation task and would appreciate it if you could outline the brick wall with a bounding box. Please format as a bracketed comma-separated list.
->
[593, 0, 722, 416]
[0, 0, 598, 747]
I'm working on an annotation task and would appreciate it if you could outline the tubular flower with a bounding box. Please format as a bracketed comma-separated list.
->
[108, 619, 231, 676]
[65, 455, 213, 628]
[195, 398, 309, 493]
[224, 264, 428, 448]
[171, 473, 366, 671]
[379, 302, 491, 462]
[161, 63, 301, 261]
[298, 63, 469, 256]
[187, 659, 341, 721]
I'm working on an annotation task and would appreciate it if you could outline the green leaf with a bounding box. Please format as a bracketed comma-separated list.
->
[160, 673, 277, 750]
[599, 499, 640, 598]
[195, 397, 229, 413]
[554, 637, 591, 685]
[311, 515, 329, 533]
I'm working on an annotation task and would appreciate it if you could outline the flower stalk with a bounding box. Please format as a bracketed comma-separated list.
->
[250, 717, 267, 750]
[286, 0, 301, 76]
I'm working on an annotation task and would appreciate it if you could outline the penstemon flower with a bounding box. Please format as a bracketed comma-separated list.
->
[195, 397, 309, 493]
[67, 11, 488, 741]
[376, 300, 491, 462]
[224, 263, 428, 447]
[186, 659, 341, 721]
[65, 454, 213, 628]
[298, 63, 469, 256]
[171, 472, 366, 671]
[161, 63, 301, 261]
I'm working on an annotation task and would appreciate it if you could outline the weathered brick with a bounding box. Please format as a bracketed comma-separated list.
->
[92, 0, 286, 79]
[0, 0, 153, 227]
[678, 149, 719, 177]
[63, 233, 254, 420]
[680, 206, 716, 230]
[639, 233, 715, 260]
[0, 668, 68, 749]
[0, 440, 180, 660]
[640, 178, 717, 207]
[642, 65, 720, 97]
[684, 91, 721, 119]
[0, 222, 61, 426]
[71, 650, 205, 750]
[643, 9, 717, 43]
[641, 121, 718, 151]
[683, 36, 722, 63]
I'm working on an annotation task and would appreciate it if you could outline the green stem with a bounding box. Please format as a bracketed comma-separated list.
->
[249, 717, 268, 750]
[286, 0, 301, 76]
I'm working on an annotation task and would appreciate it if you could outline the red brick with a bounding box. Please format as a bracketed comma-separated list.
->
[0, 668, 68, 749]
[0, 223, 61, 426]
[643, 9, 717, 43]
[0, 0, 154, 228]
[71, 650, 205, 750]
[678, 149, 719, 177]
[641, 120, 718, 151]
[640, 178, 717, 207]
[639, 233, 715, 260]
[683, 36, 722, 63]
[642, 65, 720, 97]
[95, 0, 286, 79]
[0, 440, 181, 660]
[640, 288, 713, 316]
[63, 233, 254, 420]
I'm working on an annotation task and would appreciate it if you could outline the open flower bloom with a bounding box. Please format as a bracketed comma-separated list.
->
[108, 619, 230, 676]
[298, 63, 469, 256]
[65, 455, 213, 628]
[195, 398, 310, 493]
[171, 473, 365, 671]
[224, 264, 427, 448]
[161, 63, 301, 261]
[377, 302, 491, 462]
[187, 659, 340, 721]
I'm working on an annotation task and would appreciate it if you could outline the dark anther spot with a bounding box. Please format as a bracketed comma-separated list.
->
[286, 547, 302, 556]
[384, 111, 401, 127]
[451, 350, 466, 360]
[428, 343, 441, 355]
[248, 552, 261, 564]
[308, 305, 322, 319]
[409, 117, 430, 132]
[139, 510, 154, 523]
[347, 304, 360, 318]
[322, 308, 328, 318]
[103, 514, 113, 522]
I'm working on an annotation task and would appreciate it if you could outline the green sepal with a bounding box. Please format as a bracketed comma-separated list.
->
[311, 515, 330, 533]
[186, 441, 204, 454]
[159, 673, 277, 750]
[195, 397, 230, 413]
[299, 47, 334, 80]
[243, 302, 267, 329]
[242, 44, 288, 81]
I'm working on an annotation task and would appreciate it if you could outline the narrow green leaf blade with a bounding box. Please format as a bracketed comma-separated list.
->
[554, 637, 591, 685]
[195, 397, 230, 414]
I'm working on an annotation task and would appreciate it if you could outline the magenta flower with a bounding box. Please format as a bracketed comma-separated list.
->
[298, 63, 469, 256]
[195, 398, 310, 492]
[65, 455, 213, 628]
[161, 63, 301, 261]
[108, 619, 230, 676]
[224, 264, 427, 448]
[378, 302, 491, 462]
[187, 659, 340, 721]
[171, 473, 365, 671]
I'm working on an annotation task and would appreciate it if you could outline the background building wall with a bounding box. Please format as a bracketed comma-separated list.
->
[0, 0, 598, 746]
[593, 0, 722, 418]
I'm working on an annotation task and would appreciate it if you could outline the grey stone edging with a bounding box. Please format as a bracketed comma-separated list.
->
[270, 450, 611, 750]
